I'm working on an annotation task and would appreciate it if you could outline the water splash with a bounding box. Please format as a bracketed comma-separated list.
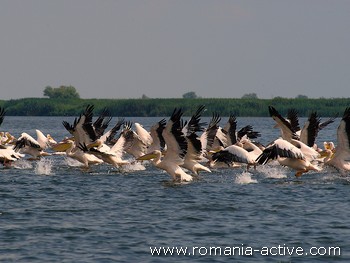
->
[64, 157, 84, 167]
[235, 171, 257, 184]
[121, 161, 146, 172]
[35, 158, 53, 175]
[258, 165, 287, 179]
[13, 159, 33, 169]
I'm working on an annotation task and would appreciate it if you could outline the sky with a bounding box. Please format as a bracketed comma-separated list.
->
[1, 0, 350, 100]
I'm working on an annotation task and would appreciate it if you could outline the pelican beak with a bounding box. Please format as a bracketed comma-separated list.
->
[319, 150, 328, 158]
[137, 152, 158, 161]
[51, 142, 72, 152]
[208, 147, 223, 154]
[87, 142, 100, 148]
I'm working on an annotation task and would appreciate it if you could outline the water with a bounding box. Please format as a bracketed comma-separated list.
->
[0, 116, 349, 262]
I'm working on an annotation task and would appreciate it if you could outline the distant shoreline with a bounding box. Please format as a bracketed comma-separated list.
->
[0, 97, 347, 117]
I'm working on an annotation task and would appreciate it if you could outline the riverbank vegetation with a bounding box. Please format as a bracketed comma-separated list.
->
[0, 97, 347, 117]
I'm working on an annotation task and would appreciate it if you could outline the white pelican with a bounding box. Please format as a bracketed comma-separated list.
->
[269, 106, 299, 141]
[200, 112, 223, 153]
[35, 129, 57, 150]
[0, 107, 23, 166]
[78, 124, 135, 167]
[0, 145, 24, 167]
[181, 105, 211, 175]
[212, 137, 262, 170]
[318, 141, 336, 163]
[120, 122, 150, 159]
[62, 104, 95, 147]
[0, 132, 16, 145]
[91, 107, 112, 139]
[62, 104, 129, 167]
[324, 107, 350, 173]
[256, 138, 321, 177]
[200, 112, 235, 168]
[52, 139, 103, 168]
[13, 132, 53, 160]
[102, 117, 125, 146]
[147, 118, 167, 153]
[78, 141, 130, 167]
[137, 108, 193, 182]
[223, 114, 261, 146]
[286, 109, 337, 149]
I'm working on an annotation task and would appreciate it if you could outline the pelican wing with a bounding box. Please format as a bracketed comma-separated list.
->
[121, 126, 148, 158]
[62, 104, 96, 146]
[135, 122, 153, 146]
[286, 108, 301, 132]
[256, 138, 304, 165]
[0, 107, 6, 127]
[185, 133, 203, 160]
[148, 118, 166, 152]
[103, 117, 125, 145]
[269, 106, 299, 141]
[237, 125, 261, 141]
[319, 113, 338, 130]
[300, 112, 321, 147]
[290, 138, 320, 161]
[201, 112, 221, 151]
[223, 114, 237, 145]
[330, 108, 350, 167]
[213, 127, 228, 148]
[162, 108, 187, 164]
[182, 105, 206, 136]
[93, 108, 112, 138]
[212, 145, 253, 165]
[336, 108, 350, 150]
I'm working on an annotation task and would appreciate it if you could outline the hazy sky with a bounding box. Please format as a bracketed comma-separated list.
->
[1, 0, 350, 100]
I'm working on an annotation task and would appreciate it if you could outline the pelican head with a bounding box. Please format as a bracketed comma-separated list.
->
[323, 141, 335, 151]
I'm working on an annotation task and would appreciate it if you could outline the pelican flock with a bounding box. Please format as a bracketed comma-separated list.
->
[0, 104, 350, 181]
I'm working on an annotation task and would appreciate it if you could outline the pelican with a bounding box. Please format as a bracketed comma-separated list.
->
[78, 125, 134, 167]
[285, 108, 337, 149]
[181, 105, 211, 175]
[137, 108, 193, 182]
[222, 114, 261, 146]
[52, 139, 103, 168]
[13, 132, 53, 160]
[100, 117, 125, 146]
[0, 144, 24, 167]
[62, 104, 129, 167]
[147, 118, 167, 153]
[0, 132, 16, 145]
[268, 106, 299, 141]
[120, 121, 150, 159]
[324, 107, 350, 173]
[212, 137, 262, 170]
[0, 108, 24, 165]
[35, 129, 57, 150]
[200, 112, 223, 153]
[256, 138, 321, 177]
[62, 104, 108, 150]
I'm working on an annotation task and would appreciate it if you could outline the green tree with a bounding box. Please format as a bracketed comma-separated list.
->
[183, 91, 198, 99]
[241, 93, 258, 99]
[296, 94, 308, 99]
[43, 85, 80, 99]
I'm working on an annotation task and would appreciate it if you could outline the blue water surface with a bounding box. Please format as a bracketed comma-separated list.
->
[0, 116, 349, 262]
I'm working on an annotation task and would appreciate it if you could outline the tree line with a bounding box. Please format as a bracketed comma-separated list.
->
[0, 97, 346, 117]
